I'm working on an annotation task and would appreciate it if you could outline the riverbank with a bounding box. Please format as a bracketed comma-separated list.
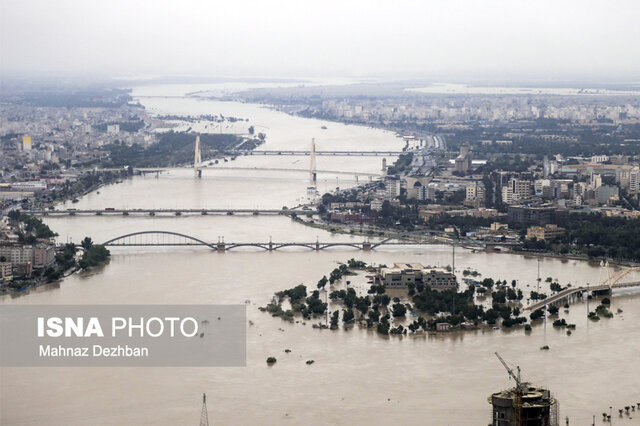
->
[33, 168, 133, 210]
[0, 214, 110, 295]
[292, 214, 640, 274]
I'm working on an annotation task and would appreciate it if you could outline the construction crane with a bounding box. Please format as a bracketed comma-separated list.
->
[495, 352, 524, 426]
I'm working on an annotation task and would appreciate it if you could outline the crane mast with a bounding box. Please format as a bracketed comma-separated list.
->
[495, 352, 523, 426]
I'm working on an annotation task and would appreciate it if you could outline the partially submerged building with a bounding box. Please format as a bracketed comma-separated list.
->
[376, 262, 457, 291]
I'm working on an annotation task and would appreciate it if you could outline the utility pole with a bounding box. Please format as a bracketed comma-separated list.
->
[452, 243, 455, 276]
[324, 289, 328, 326]
[537, 258, 541, 292]
[586, 282, 590, 317]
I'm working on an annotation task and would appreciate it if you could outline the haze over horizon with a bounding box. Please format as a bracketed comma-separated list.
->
[1, 0, 639, 84]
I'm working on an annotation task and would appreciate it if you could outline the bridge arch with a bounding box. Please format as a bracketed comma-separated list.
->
[605, 266, 640, 288]
[272, 243, 317, 250]
[370, 234, 412, 249]
[226, 243, 270, 251]
[319, 243, 363, 250]
[102, 231, 217, 250]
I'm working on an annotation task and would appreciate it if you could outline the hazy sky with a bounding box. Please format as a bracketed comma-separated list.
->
[1, 0, 639, 82]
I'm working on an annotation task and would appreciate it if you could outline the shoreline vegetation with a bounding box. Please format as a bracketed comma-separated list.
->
[1, 214, 110, 295]
[259, 258, 618, 337]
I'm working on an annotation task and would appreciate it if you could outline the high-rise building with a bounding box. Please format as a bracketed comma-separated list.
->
[454, 144, 472, 174]
[465, 181, 485, 207]
[384, 178, 401, 200]
[543, 156, 550, 178]
[630, 167, 640, 193]
[22, 136, 32, 151]
[502, 179, 531, 205]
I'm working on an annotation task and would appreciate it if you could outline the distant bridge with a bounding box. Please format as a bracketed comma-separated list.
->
[232, 150, 407, 156]
[101, 230, 436, 252]
[96, 166, 380, 177]
[525, 265, 640, 311]
[26, 208, 314, 217]
[206, 166, 380, 177]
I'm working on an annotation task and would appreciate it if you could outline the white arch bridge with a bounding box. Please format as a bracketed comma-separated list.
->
[525, 262, 640, 311]
[101, 231, 433, 252]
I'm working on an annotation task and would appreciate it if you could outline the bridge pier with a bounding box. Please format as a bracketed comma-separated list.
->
[362, 242, 371, 251]
[217, 243, 225, 252]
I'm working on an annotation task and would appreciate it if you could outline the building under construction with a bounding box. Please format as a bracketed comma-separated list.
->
[490, 353, 558, 426]
[489, 386, 558, 426]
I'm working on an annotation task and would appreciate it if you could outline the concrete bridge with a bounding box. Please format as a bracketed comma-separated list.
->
[26, 208, 315, 217]
[206, 166, 380, 177]
[232, 150, 407, 156]
[100, 231, 436, 252]
[525, 266, 640, 311]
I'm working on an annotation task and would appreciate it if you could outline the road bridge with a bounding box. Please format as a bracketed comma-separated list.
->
[100, 231, 437, 252]
[206, 166, 380, 177]
[26, 208, 314, 217]
[525, 265, 640, 311]
[232, 150, 407, 156]
[95, 165, 380, 178]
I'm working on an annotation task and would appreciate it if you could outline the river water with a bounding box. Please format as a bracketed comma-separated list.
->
[2, 84, 640, 426]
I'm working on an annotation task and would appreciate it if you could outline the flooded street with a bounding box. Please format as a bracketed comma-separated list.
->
[2, 85, 639, 425]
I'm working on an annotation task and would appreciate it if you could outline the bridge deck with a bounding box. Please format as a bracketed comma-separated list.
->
[103, 240, 436, 250]
[234, 150, 406, 156]
[525, 281, 640, 311]
[26, 209, 309, 216]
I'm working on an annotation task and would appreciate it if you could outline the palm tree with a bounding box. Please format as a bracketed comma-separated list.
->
[80, 237, 93, 251]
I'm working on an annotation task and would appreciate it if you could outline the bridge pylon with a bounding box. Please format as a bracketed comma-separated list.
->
[194, 135, 202, 178]
[217, 236, 225, 252]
